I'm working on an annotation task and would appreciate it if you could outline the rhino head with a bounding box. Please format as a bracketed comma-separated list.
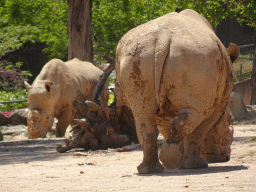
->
[25, 80, 60, 138]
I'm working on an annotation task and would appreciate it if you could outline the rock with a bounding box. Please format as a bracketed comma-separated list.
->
[0, 130, 3, 141]
[117, 143, 141, 152]
[0, 112, 10, 125]
[1, 125, 28, 136]
[159, 143, 182, 169]
[229, 92, 247, 119]
[9, 108, 28, 125]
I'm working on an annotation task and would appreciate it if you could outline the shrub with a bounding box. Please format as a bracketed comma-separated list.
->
[0, 60, 31, 112]
[0, 89, 28, 111]
[0, 60, 32, 91]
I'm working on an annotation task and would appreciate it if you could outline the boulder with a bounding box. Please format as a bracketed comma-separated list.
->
[9, 108, 28, 125]
[0, 112, 9, 125]
[229, 92, 247, 119]
[0, 130, 3, 141]
[159, 143, 182, 169]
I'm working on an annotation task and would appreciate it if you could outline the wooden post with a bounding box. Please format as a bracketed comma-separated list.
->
[251, 27, 256, 104]
[68, 0, 93, 62]
[240, 64, 243, 80]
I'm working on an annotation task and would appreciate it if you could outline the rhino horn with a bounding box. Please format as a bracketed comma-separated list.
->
[24, 81, 32, 90]
[31, 110, 40, 120]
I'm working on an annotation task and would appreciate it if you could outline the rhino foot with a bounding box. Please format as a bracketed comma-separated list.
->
[202, 153, 230, 163]
[137, 161, 164, 174]
[179, 156, 208, 169]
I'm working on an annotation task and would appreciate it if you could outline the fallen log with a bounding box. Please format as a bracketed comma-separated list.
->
[57, 54, 137, 153]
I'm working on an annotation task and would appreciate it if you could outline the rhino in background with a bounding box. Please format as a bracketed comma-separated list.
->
[115, 9, 240, 174]
[24, 58, 108, 139]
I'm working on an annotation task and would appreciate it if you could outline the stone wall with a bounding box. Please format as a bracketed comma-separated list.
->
[232, 78, 252, 105]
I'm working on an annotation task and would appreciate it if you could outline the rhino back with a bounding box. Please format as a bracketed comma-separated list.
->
[32, 58, 103, 109]
[62, 58, 104, 102]
[32, 59, 64, 84]
[116, 9, 233, 120]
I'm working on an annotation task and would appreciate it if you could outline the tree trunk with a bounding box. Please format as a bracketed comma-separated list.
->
[251, 27, 256, 104]
[68, 0, 93, 62]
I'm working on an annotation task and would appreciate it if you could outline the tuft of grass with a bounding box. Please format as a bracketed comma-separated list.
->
[247, 137, 256, 143]
[232, 54, 253, 82]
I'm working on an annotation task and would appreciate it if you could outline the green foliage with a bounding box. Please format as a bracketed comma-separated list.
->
[248, 137, 256, 143]
[107, 75, 116, 106]
[0, 89, 28, 111]
[108, 75, 116, 85]
[174, 0, 256, 27]
[1, 0, 255, 65]
[108, 92, 115, 106]
[0, 60, 32, 91]
[0, 0, 68, 60]
[0, 18, 39, 58]
[92, 0, 176, 64]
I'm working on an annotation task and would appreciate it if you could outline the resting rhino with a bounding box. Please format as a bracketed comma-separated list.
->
[24, 58, 108, 139]
[115, 9, 240, 174]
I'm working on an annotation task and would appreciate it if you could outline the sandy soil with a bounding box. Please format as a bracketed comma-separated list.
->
[1, 124, 256, 192]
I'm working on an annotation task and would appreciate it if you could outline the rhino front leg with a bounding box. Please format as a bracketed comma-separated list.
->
[135, 115, 164, 174]
[56, 109, 75, 137]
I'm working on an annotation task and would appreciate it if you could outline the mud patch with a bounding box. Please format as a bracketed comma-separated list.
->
[129, 60, 146, 93]
[128, 43, 143, 56]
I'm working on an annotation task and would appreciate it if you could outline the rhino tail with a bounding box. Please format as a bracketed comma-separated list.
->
[154, 30, 171, 105]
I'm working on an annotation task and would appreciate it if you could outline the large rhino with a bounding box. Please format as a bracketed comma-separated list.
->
[115, 9, 240, 174]
[24, 58, 108, 139]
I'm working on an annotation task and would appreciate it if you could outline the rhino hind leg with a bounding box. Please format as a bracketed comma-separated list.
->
[167, 108, 201, 140]
[56, 109, 75, 137]
[166, 108, 208, 169]
[135, 115, 164, 174]
[179, 134, 208, 169]
[178, 106, 228, 169]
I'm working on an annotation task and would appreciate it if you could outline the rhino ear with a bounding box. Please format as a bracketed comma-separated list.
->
[24, 81, 32, 91]
[227, 43, 240, 64]
[45, 81, 53, 93]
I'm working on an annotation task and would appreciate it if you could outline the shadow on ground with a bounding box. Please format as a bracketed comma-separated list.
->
[0, 139, 71, 165]
[163, 165, 248, 175]
[137, 165, 249, 177]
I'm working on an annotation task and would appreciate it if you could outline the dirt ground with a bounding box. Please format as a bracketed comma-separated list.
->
[1, 124, 256, 192]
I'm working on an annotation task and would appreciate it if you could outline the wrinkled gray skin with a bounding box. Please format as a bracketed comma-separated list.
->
[115, 9, 239, 174]
[25, 58, 108, 139]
